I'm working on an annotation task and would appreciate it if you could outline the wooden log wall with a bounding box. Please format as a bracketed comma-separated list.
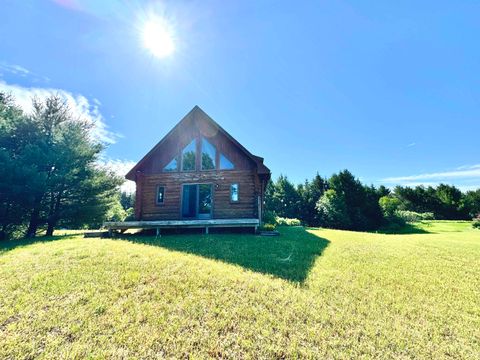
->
[139, 170, 258, 220]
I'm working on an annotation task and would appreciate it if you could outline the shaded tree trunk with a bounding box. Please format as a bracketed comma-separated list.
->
[45, 187, 63, 237]
[26, 193, 45, 238]
[0, 203, 9, 240]
[26, 206, 40, 238]
[45, 222, 55, 237]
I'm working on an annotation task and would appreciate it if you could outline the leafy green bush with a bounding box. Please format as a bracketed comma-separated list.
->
[106, 200, 128, 222]
[124, 208, 135, 221]
[316, 189, 351, 230]
[275, 217, 302, 226]
[420, 212, 435, 220]
[473, 216, 480, 229]
[395, 210, 435, 222]
[379, 196, 401, 218]
[260, 223, 276, 231]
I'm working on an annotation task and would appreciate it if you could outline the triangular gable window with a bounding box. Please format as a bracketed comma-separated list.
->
[201, 138, 216, 170]
[219, 153, 234, 170]
[182, 139, 196, 171]
[163, 158, 177, 172]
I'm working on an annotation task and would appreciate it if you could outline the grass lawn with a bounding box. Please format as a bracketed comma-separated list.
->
[1, 222, 479, 358]
[379, 220, 475, 234]
[408, 220, 475, 233]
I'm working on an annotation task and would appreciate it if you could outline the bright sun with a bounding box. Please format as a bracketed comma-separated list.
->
[142, 17, 175, 58]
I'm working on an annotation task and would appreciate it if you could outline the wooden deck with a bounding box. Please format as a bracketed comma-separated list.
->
[103, 218, 260, 235]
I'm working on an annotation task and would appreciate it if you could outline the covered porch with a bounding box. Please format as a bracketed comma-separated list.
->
[103, 218, 260, 236]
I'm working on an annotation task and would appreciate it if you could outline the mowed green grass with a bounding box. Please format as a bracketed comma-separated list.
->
[0, 223, 479, 358]
[410, 220, 475, 233]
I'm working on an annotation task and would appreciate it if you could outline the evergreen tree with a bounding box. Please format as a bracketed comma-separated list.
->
[326, 170, 383, 230]
[362, 185, 384, 229]
[392, 184, 471, 220]
[435, 184, 464, 219]
[376, 185, 390, 198]
[264, 175, 302, 219]
[0, 94, 36, 239]
[0, 93, 122, 239]
[297, 173, 326, 226]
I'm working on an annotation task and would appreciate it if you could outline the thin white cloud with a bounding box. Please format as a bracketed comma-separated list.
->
[379, 164, 480, 191]
[406, 142, 416, 147]
[0, 63, 30, 77]
[99, 159, 137, 193]
[456, 164, 480, 170]
[0, 62, 50, 82]
[382, 166, 480, 182]
[0, 80, 120, 144]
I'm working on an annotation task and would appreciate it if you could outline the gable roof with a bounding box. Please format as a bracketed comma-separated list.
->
[125, 106, 270, 181]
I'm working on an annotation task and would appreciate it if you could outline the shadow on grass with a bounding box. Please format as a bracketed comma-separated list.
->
[375, 223, 431, 235]
[0, 234, 75, 254]
[118, 227, 330, 283]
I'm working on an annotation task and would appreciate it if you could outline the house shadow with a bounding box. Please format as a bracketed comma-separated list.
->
[118, 227, 330, 283]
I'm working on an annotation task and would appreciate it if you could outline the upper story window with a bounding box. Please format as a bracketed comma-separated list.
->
[201, 138, 216, 170]
[163, 158, 177, 172]
[179, 137, 236, 172]
[219, 153, 234, 170]
[182, 140, 196, 171]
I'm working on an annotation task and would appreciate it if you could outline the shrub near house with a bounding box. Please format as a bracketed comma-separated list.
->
[275, 217, 302, 226]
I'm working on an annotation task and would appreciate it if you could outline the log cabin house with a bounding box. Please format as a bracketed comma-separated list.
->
[105, 106, 270, 234]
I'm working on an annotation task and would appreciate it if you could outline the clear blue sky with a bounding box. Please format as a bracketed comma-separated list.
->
[1, 0, 479, 190]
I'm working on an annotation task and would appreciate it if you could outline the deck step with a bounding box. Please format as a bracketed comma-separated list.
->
[84, 231, 109, 238]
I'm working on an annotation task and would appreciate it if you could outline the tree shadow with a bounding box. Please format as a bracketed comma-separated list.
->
[375, 223, 431, 235]
[118, 227, 330, 283]
[0, 234, 75, 254]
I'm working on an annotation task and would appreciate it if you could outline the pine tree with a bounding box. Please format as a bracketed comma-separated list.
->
[0, 93, 122, 239]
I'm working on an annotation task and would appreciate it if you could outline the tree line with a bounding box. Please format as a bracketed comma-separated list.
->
[2, 91, 478, 239]
[265, 170, 480, 231]
[0, 92, 124, 240]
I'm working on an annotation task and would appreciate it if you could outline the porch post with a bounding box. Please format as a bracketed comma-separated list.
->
[258, 195, 262, 226]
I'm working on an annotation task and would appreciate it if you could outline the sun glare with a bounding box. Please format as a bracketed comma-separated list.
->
[142, 17, 175, 59]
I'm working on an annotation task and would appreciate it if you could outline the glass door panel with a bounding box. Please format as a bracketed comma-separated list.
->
[182, 184, 212, 219]
[182, 184, 197, 218]
[198, 184, 212, 219]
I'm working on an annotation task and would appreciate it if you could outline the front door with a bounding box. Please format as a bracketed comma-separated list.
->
[182, 184, 212, 219]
